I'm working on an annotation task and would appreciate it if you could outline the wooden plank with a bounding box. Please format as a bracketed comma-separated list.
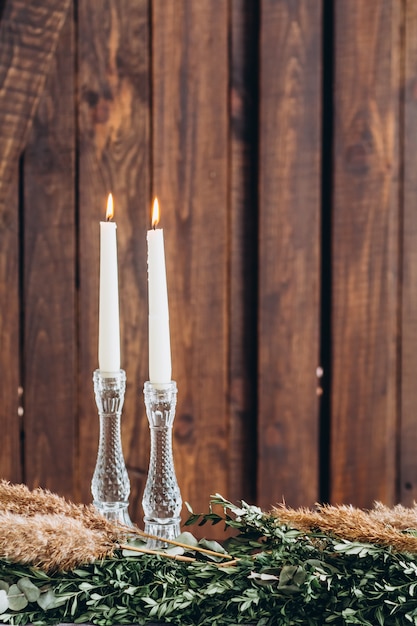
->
[229, 0, 258, 504]
[0, 2, 70, 471]
[330, 1, 401, 506]
[400, 0, 417, 505]
[258, 0, 322, 509]
[152, 1, 229, 524]
[0, 0, 71, 213]
[77, 0, 150, 520]
[0, 171, 21, 483]
[22, 5, 76, 498]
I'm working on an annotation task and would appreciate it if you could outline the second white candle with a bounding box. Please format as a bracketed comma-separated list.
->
[147, 198, 172, 384]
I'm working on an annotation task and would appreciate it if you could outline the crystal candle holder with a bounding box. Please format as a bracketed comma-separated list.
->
[142, 381, 182, 548]
[91, 369, 132, 526]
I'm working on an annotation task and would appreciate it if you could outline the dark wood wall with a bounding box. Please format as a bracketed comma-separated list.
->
[0, 0, 416, 532]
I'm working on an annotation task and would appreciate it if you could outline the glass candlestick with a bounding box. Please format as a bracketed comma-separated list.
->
[91, 369, 132, 526]
[142, 381, 182, 548]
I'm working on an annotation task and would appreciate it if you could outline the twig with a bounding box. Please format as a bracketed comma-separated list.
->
[120, 525, 233, 560]
[120, 544, 195, 562]
[120, 543, 239, 567]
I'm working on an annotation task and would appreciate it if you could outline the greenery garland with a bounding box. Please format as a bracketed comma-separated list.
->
[0, 495, 417, 625]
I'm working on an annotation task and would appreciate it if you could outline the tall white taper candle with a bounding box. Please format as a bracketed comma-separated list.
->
[147, 197, 172, 384]
[98, 194, 121, 373]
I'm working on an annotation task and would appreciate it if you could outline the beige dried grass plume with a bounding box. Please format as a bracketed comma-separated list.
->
[0, 481, 126, 572]
[273, 501, 417, 553]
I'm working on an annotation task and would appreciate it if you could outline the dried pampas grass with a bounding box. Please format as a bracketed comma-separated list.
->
[0, 481, 120, 540]
[4, 479, 417, 573]
[0, 512, 115, 571]
[0, 481, 127, 572]
[273, 501, 417, 553]
[369, 501, 417, 529]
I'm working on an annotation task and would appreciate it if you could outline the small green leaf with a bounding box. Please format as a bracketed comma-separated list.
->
[175, 531, 199, 548]
[184, 514, 201, 526]
[89, 593, 104, 601]
[279, 565, 299, 587]
[17, 577, 40, 602]
[165, 546, 185, 556]
[7, 585, 28, 611]
[142, 596, 158, 607]
[37, 589, 67, 610]
[0, 591, 8, 614]
[198, 538, 227, 555]
[122, 538, 149, 557]
[79, 582, 95, 591]
[74, 612, 93, 624]
[121, 548, 145, 557]
[70, 595, 78, 616]
[73, 569, 92, 578]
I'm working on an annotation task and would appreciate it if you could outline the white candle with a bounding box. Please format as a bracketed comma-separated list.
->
[98, 193, 121, 373]
[147, 197, 172, 384]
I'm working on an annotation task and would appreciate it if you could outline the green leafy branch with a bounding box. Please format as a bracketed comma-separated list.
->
[1, 496, 417, 624]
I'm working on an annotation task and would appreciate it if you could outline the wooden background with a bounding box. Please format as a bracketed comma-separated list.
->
[0, 0, 416, 534]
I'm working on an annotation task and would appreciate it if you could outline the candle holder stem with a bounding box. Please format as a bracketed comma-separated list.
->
[91, 369, 132, 526]
[142, 381, 182, 548]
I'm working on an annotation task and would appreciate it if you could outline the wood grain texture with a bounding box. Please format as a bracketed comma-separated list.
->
[152, 1, 229, 524]
[0, 0, 71, 213]
[400, 0, 417, 505]
[331, 1, 401, 506]
[0, 0, 413, 518]
[77, 0, 150, 520]
[258, 0, 322, 509]
[0, 171, 21, 482]
[229, 0, 259, 504]
[22, 6, 76, 498]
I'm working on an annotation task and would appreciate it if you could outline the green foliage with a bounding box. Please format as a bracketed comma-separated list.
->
[0, 495, 417, 624]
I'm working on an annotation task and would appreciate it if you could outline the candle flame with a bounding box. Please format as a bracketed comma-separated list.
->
[106, 194, 114, 221]
[151, 197, 160, 228]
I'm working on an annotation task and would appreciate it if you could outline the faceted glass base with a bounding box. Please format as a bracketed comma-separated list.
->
[92, 370, 133, 528]
[142, 381, 182, 548]
[94, 501, 132, 527]
[144, 519, 181, 549]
